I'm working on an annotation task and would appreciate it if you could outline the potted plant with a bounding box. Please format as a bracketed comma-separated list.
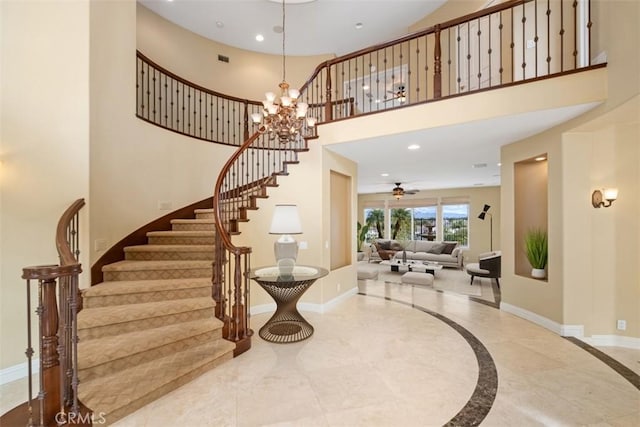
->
[357, 222, 370, 257]
[525, 228, 548, 279]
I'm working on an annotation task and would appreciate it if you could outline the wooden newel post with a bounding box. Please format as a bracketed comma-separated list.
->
[324, 66, 333, 121]
[40, 276, 62, 425]
[434, 24, 442, 99]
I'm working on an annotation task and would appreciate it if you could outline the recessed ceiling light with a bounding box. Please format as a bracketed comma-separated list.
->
[408, 144, 420, 150]
[362, 85, 370, 91]
[473, 163, 487, 168]
[355, 23, 363, 30]
[273, 25, 283, 34]
[535, 156, 546, 161]
[255, 34, 264, 42]
[374, 99, 381, 104]
[215, 21, 224, 28]
[381, 173, 389, 177]
[497, 162, 502, 167]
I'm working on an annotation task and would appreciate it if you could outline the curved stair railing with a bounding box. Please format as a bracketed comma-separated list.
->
[212, 132, 308, 354]
[2, 199, 89, 426]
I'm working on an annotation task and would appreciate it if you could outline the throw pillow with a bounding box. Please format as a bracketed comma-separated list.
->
[390, 241, 404, 251]
[441, 242, 458, 254]
[427, 243, 446, 254]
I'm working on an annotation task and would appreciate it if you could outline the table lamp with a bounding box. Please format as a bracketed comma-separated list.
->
[269, 204, 302, 266]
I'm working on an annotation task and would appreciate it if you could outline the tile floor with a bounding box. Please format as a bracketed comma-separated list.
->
[2, 274, 639, 426]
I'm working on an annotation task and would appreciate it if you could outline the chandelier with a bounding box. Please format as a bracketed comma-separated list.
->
[250, 0, 316, 144]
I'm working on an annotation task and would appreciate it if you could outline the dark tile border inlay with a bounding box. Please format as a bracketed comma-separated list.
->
[564, 336, 640, 391]
[359, 292, 498, 426]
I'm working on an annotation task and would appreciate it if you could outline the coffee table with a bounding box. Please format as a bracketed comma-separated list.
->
[380, 260, 443, 276]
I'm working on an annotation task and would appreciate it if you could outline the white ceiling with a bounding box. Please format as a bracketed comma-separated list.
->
[139, 0, 447, 56]
[326, 102, 602, 195]
[138, 0, 601, 195]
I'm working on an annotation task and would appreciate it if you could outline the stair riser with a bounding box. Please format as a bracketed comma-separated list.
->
[171, 223, 215, 231]
[104, 267, 212, 282]
[195, 212, 215, 219]
[147, 236, 215, 245]
[79, 307, 213, 340]
[125, 251, 214, 261]
[97, 352, 233, 426]
[83, 287, 211, 308]
[79, 329, 222, 382]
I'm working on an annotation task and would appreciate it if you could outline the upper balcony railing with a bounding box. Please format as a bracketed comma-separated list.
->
[297, 0, 600, 123]
[137, 0, 601, 144]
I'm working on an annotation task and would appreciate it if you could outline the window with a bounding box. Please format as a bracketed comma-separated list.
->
[390, 208, 412, 240]
[442, 204, 469, 246]
[364, 208, 385, 240]
[413, 206, 437, 241]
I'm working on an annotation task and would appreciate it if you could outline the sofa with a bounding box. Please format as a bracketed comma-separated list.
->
[370, 239, 464, 269]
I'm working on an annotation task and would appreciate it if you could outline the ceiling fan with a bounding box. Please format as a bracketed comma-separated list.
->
[392, 182, 417, 200]
[384, 83, 407, 103]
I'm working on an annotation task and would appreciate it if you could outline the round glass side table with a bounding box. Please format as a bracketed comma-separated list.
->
[249, 265, 328, 343]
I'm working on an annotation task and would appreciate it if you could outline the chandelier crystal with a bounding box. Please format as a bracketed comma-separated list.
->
[250, 0, 316, 144]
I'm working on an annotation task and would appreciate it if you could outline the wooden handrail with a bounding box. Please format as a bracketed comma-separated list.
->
[56, 198, 85, 266]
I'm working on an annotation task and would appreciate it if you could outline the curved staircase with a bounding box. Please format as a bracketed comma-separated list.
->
[77, 208, 235, 425]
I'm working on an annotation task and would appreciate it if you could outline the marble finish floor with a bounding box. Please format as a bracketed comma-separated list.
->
[2, 277, 639, 426]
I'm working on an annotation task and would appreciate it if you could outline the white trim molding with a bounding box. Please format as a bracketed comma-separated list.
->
[500, 302, 584, 337]
[581, 335, 640, 349]
[0, 359, 39, 386]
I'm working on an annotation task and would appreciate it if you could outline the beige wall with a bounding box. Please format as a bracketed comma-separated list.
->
[500, 1, 639, 340]
[1, 0, 91, 369]
[137, 4, 333, 102]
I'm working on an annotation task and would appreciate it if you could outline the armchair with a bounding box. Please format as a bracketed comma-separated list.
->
[465, 251, 501, 287]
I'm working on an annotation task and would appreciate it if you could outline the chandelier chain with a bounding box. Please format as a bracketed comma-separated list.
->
[282, 0, 286, 83]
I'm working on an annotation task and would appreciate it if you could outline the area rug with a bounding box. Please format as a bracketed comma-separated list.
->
[363, 262, 493, 300]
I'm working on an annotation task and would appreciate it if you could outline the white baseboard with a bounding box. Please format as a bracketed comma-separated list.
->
[250, 286, 358, 316]
[500, 302, 584, 337]
[0, 359, 39, 386]
[581, 335, 640, 349]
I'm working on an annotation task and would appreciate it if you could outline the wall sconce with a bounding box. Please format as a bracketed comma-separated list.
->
[591, 188, 618, 208]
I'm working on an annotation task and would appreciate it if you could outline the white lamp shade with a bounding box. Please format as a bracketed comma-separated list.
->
[267, 104, 278, 115]
[288, 88, 300, 99]
[265, 92, 276, 102]
[306, 116, 317, 127]
[604, 188, 618, 200]
[251, 112, 263, 123]
[281, 96, 292, 107]
[269, 204, 302, 235]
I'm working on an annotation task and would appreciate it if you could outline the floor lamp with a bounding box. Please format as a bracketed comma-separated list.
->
[478, 204, 493, 251]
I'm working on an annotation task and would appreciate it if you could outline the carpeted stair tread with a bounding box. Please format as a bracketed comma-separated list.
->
[78, 339, 235, 425]
[78, 297, 214, 329]
[102, 260, 212, 272]
[77, 317, 223, 371]
[124, 244, 215, 261]
[146, 230, 215, 237]
[124, 244, 214, 253]
[84, 278, 211, 297]
[170, 218, 216, 224]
